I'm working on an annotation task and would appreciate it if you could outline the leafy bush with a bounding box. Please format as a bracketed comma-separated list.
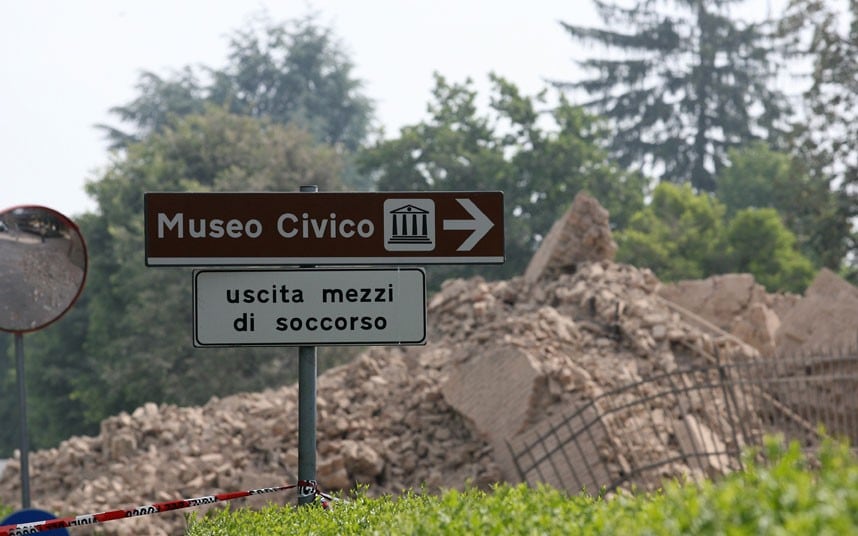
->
[0, 503, 12, 521]
[187, 436, 858, 535]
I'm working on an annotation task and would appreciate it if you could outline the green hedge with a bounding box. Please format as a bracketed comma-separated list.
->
[187, 437, 858, 535]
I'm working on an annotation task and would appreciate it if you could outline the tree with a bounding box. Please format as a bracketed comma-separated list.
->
[210, 16, 373, 153]
[716, 142, 851, 269]
[616, 183, 727, 281]
[100, 16, 373, 157]
[0, 289, 92, 455]
[617, 182, 816, 291]
[726, 208, 815, 292]
[98, 68, 206, 150]
[558, 0, 791, 191]
[358, 74, 646, 285]
[69, 108, 345, 435]
[779, 0, 858, 277]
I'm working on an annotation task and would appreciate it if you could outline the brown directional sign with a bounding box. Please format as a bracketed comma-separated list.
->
[144, 191, 504, 266]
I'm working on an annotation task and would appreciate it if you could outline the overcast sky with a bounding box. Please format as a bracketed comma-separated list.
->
[1, 1, 779, 219]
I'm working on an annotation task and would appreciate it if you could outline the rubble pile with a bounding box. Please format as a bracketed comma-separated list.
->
[659, 268, 858, 453]
[430, 259, 762, 487]
[659, 268, 858, 357]
[0, 349, 500, 535]
[775, 268, 858, 356]
[1, 192, 853, 535]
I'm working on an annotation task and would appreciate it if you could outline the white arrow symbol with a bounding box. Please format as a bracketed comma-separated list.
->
[443, 198, 494, 251]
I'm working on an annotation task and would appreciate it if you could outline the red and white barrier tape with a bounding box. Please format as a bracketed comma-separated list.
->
[0, 480, 334, 535]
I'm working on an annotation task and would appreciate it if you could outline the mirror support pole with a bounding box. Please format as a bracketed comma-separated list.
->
[15, 333, 30, 508]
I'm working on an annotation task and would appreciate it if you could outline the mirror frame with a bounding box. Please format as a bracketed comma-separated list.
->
[0, 205, 88, 333]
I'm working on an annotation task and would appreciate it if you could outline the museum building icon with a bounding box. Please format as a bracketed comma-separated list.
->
[383, 199, 436, 251]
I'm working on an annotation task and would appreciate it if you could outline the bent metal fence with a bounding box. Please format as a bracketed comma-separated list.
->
[507, 349, 858, 495]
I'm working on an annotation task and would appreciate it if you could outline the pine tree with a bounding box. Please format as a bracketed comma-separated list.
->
[780, 0, 857, 272]
[558, 0, 791, 191]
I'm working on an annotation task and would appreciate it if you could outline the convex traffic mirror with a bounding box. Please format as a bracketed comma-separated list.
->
[0, 206, 87, 333]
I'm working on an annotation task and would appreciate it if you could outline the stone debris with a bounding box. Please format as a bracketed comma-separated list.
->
[660, 268, 858, 358]
[658, 273, 793, 357]
[731, 302, 782, 358]
[441, 346, 545, 479]
[775, 268, 858, 356]
[673, 414, 731, 478]
[0, 194, 852, 535]
[524, 191, 617, 283]
[659, 273, 770, 331]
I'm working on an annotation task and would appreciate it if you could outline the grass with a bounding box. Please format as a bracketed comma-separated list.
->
[187, 436, 858, 535]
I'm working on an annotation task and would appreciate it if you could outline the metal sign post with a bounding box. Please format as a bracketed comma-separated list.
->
[297, 185, 317, 506]
[297, 343, 316, 506]
[14, 334, 30, 509]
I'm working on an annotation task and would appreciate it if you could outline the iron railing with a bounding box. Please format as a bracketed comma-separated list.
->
[507, 350, 858, 494]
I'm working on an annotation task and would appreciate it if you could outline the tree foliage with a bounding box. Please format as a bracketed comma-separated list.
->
[0, 333, 18, 455]
[616, 183, 727, 281]
[98, 67, 206, 149]
[617, 182, 815, 292]
[727, 208, 816, 293]
[100, 16, 373, 155]
[716, 142, 851, 270]
[358, 74, 646, 285]
[779, 0, 858, 275]
[558, 0, 791, 191]
[79, 109, 343, 423]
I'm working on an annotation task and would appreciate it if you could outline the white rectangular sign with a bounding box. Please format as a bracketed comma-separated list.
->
[193, 268, 426, 347]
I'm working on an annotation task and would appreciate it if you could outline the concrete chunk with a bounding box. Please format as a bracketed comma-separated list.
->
[524, 192, 617, 283]
[441, 347, 545, 479]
